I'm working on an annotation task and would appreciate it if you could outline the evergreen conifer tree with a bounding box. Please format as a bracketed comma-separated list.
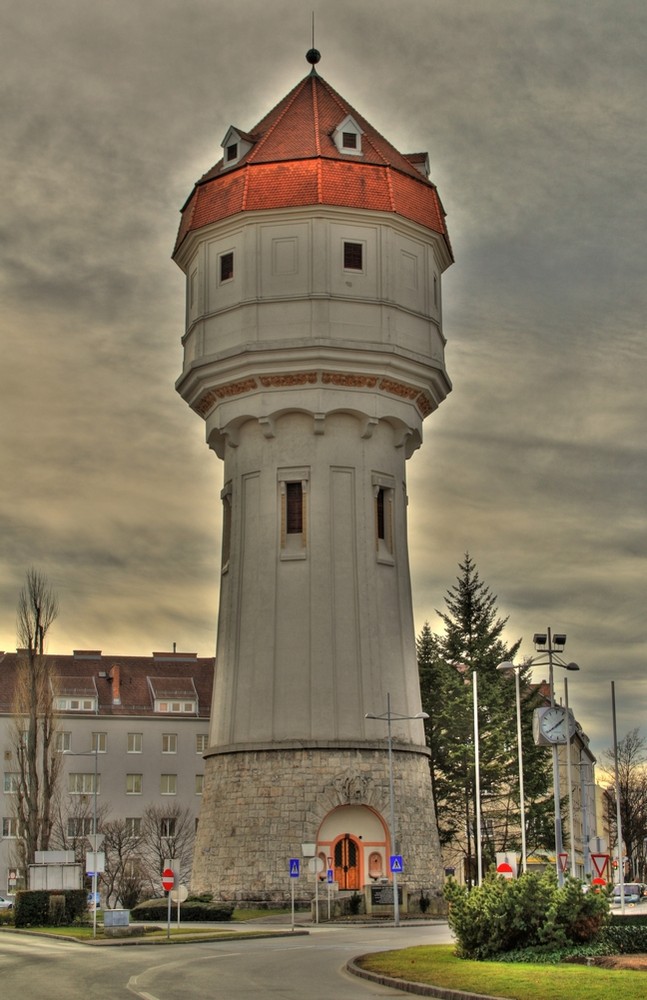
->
[418, 554, 554, 883]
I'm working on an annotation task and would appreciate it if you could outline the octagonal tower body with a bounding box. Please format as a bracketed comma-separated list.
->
[174, 59, 453, 902]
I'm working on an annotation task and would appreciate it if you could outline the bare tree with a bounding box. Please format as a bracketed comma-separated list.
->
[140, 803, 195, 896]
[11, 569, 62, 868]
[101, 818, 146, 909]
[601, 728, 647, 880]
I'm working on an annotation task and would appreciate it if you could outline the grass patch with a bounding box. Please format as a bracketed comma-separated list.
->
[357, 945, 647, 1000]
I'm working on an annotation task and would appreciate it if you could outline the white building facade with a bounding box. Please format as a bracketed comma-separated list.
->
[0, 649, 213, 897]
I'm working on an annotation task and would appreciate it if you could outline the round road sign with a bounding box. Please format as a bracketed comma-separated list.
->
[162, 867, 175, 891]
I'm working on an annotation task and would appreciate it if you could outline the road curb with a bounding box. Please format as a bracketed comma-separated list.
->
[346, 958, 508, 1000]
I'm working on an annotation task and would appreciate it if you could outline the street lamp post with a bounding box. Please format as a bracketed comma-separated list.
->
[365, 693, 428, 927]
[496, 661, 527, 873]
[532, 629, 580, 885]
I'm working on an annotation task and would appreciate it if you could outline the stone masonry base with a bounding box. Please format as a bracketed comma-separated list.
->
[191, 744, 444, 904]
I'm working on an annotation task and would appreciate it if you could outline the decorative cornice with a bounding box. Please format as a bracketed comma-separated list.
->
[195, 369, 434, 419]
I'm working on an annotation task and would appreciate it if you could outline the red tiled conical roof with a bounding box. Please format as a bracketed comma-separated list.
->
[174, 68, 451, 257]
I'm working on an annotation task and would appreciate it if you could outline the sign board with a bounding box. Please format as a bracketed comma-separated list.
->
[370, 884, 402, 906]
[591, 854, 609, 879]
[301, 843, 316, 857]
[327, 869, 334, 884]
[86, 851, 105, 875]
[390, 855, 403, 874]
[558, 853, 569, 874]
[170, 884, 189, 903]
[162, 867, 175, 891]
[308, 857, 324, 874]
[289, 858, 300, 878]
[495, 853, 518, 879]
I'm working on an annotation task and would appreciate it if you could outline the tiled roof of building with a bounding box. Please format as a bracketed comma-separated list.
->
[175, 67, 451, 256]
[0, 650, 214, 718]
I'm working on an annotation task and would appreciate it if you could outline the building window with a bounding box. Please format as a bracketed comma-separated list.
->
[162, 734, 178, 754]
[286, 482, 303, 534]
[2, 817, 18, 838]
[373, 475, 395, 564]
[161, 774, 177, 796]
[67, 817, 96, 838]
[3, 773, 19, 794]
[221, 483, 232, 573]
[226, 143, 238, 162]
[156, 700, 196, 714]
[126, 773, 143, 795]
[56, 731, 71, 753]
[127, 733, 143, 754]
[92, 732, 107, 754]
[195, 774, 204, 795]
[125, 817, 141, 838]
[279, 468, 309, 559]
[196, 734, 208, 754]
[343, 241, 363, 271]
[69, 772, 99, 795]
[342, 131, 358, 150]
[220, 251, 234, 283]
[55, 696, 96, 712]
[160, 817, 177, 838]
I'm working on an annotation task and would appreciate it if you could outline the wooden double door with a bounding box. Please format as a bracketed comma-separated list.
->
[333, 834, 360, 890]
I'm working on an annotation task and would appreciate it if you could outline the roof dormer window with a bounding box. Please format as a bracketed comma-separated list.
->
[332, 115, 363, 156]
[221, 126, 254, 170]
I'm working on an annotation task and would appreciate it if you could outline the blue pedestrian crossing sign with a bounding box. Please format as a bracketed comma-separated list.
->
[390, 855, 404, 873]
[289, 858, 300, 878]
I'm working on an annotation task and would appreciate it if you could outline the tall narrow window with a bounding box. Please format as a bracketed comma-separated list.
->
[221, 483, 232, 572]
[376, 488, 386, 541]
[373, 475, 395, 564]
[343, 241, 363, 271]
[220, 251, 234, 282]
[226, 143, 238, 162]
[279, 469, 309, 559]
[285, 482, 303, 534]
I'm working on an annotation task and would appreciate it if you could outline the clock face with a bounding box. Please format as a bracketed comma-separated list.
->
[539, 706, 568, 743]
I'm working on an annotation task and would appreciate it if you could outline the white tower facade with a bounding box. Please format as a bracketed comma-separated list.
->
[174, 52, 453, 902]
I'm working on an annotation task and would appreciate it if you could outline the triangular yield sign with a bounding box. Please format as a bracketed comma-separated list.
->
[590, 853, 609, 878]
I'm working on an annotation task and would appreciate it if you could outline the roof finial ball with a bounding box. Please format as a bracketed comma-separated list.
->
[306, 48, 321, 66]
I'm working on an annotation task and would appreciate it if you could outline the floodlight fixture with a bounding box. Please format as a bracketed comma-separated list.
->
[533, 633, 547, 649]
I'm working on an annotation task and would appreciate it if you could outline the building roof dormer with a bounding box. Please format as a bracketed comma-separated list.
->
[332, 114, 364, 155]
[220, 126, 256, 170]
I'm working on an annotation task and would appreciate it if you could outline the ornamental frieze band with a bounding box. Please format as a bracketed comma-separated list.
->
[195, 370, 432, 418]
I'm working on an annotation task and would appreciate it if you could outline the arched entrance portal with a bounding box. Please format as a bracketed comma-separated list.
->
[333, 834, 361, 890]
[317, 804, 389, 891]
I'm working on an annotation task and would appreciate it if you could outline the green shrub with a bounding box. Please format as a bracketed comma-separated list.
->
[13, 889, 88, 928]
[602, 916, 647, 954]
[444, 869, 609, 960]
[131, 897, 234, 922]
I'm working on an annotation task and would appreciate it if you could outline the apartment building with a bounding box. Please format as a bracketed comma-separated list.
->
[0, 648, 214, 895]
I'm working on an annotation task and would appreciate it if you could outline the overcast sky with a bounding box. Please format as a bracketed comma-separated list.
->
[1, 0, 645, 761]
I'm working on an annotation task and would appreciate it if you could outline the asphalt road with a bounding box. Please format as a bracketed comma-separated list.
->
[0, 920, 453, 999]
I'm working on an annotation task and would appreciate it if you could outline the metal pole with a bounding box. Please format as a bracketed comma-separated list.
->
[387, 693, 399, 927]
[92, 747, 98, 939]
[547, 628, 564, 884]
[513, 668, 527, 873]
[611, 681, 625, 913]
[564, 678, 576, 877]
[472, 672, 482, 885]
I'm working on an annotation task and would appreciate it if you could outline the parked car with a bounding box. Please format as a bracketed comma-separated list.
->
[611, 883, 646, 906]
[0, 893, 15, 910]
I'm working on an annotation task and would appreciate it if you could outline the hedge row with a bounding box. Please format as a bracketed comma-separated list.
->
[131, 897, 234, 922]
[14, 889, 87, 927]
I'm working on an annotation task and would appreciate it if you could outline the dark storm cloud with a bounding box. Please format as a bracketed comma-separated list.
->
[1, 0, 645, 756]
